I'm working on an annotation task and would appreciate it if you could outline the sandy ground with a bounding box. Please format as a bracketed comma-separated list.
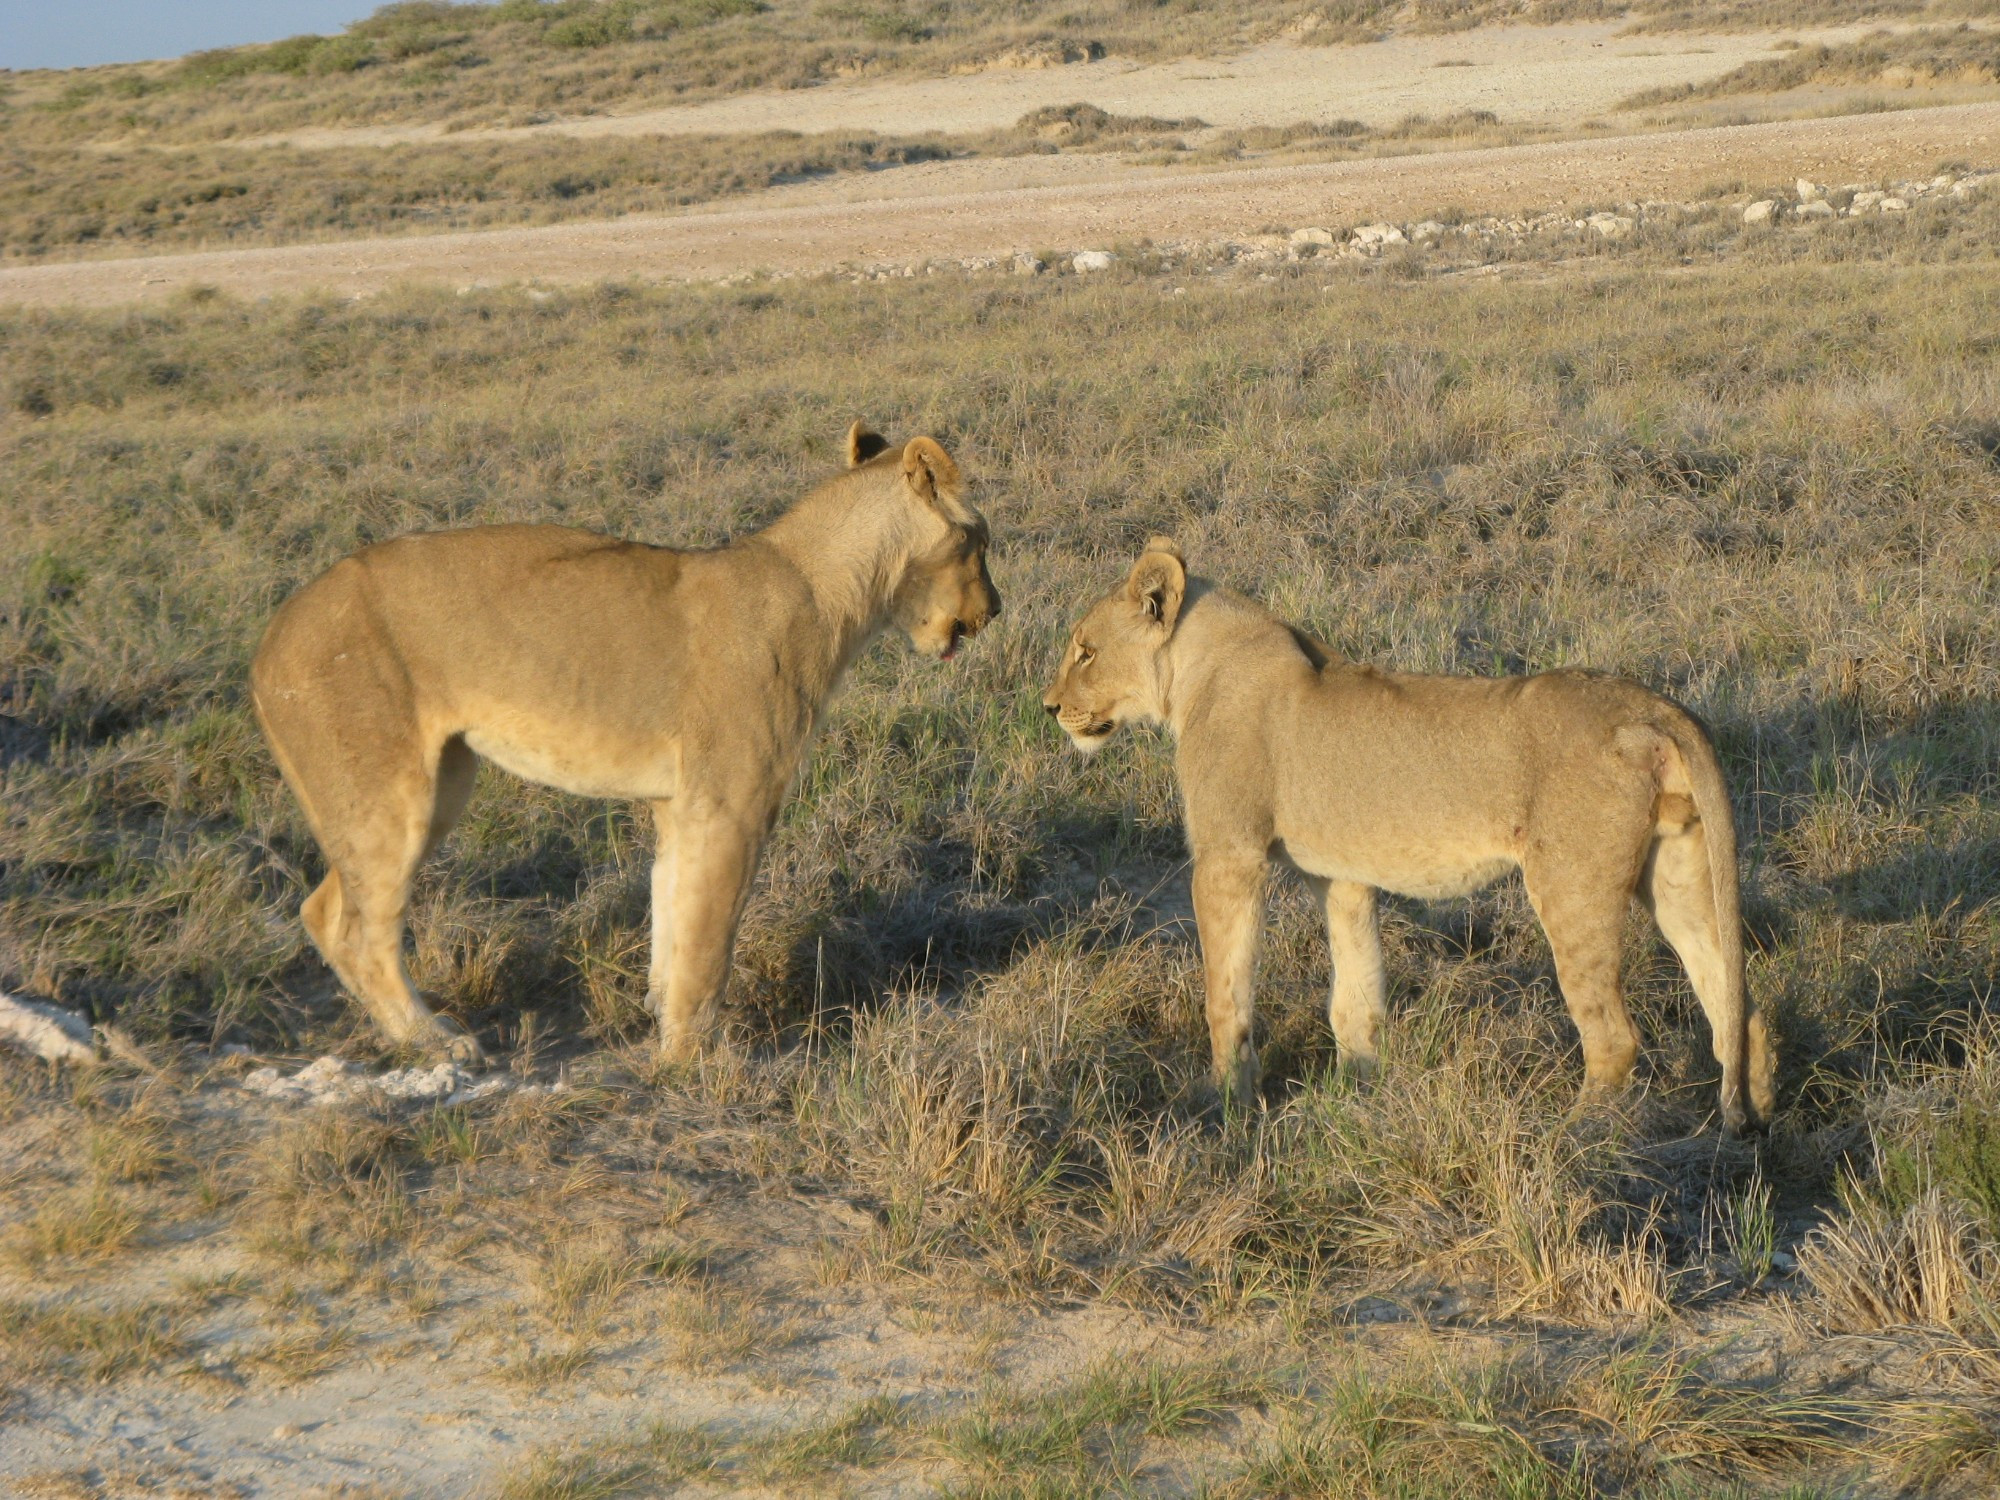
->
[4, 102, 1997, 309]
[244, 23, 1873, 149]
[0, 1091, 1246, 1496]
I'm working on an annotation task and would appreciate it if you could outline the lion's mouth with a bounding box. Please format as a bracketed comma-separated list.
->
[939, 620, 967, 660]
[1075, 720, 1114, 739]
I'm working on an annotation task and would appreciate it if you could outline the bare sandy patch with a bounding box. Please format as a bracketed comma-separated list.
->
[5, 102, 1996, 308]
[237, 23, 1886, 152]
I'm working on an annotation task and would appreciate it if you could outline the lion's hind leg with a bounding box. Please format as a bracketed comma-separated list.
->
[262, 685, 481, 1062]
[1521, 836, 1647, 1106]
[327, 742, 484, 1063]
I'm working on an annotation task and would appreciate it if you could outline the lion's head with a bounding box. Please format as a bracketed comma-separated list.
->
[848, 423, 1001, 661]
[1042, 537, 1186, 753]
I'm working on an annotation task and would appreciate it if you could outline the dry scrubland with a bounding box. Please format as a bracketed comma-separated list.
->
[11, 0, 1996, 140]
[0, 108, 1552, 263]
[4, 182, 2000, 1493]
[4, 2, 2000, 265]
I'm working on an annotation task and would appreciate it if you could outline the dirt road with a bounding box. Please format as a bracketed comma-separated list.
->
[6, 102, 1997, 308]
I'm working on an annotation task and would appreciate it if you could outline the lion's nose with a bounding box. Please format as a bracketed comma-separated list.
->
[1043, 701, 1059, 718]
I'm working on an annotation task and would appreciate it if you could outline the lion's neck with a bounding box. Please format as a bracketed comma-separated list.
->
[1159, 587, 1283, 737]
[755, 476, 921, 687]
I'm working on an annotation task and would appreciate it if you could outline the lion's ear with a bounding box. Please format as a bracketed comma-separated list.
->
[902, 435, 978, 527]
[846, 421, 890, 467]
[1127, 544, 1186, 633]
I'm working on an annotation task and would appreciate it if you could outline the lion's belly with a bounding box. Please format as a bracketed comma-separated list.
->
[462, 724, 679, 802]
[1276, 839, 1518, 901]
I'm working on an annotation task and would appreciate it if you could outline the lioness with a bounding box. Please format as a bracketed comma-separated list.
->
[1043, 539, 1775, 1133]
[252, 425, 998, 1064]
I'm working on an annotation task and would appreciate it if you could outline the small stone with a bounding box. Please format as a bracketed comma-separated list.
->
[1070, 250, 1115, 273]
[1288, 226, 1334, 247]
[0, 991, 96, 1067]
[1350, 222, 1406, 252]
[272, 1422, 304, 1440]
[1012, 252, 1044, 276]
[1796, 178, 1823, 203]
[1879, 196, 1909, 213]
[1849, 189, 1886, 213]
[1584, 211, 1635, 239]
[1408, 220, 1446, 243]
[1742, 200, 1778, 225]
[1796, 200, 1834, 220]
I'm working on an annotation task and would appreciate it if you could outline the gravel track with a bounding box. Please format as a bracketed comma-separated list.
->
[4, 103, 1997, 308]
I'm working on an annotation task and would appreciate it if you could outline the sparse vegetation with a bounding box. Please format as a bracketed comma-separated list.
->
[0, 104, 1566, 263]
[7, 1, 1995, 152]
[1624, 22, 2000, 109]
[5, 136, 2000, 1492]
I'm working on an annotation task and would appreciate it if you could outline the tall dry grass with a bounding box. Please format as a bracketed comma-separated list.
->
[3, 192, 2000, 1485]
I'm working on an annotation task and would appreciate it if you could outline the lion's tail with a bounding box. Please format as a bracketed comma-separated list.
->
[1660, 710, 1772, 1133]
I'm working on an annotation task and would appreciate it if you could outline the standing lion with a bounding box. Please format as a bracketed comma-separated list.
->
[1044, 538, 1775, 1133]
[253, 424, 998, 1064]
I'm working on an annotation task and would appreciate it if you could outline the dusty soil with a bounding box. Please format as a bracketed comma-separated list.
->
[0, 1110, 1233, 1495]
[4, 102, 1996, 308]
[234, 23, 1870, 150]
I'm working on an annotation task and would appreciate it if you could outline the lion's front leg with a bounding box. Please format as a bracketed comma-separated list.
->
[1310, 877, 1386, 1073]
[1192, 854, 1267, 1102]
[647, 798, 767, 1062]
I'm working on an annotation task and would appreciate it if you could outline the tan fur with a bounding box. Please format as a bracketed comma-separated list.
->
[252, 425, 999, 1064]
[1043, 538, 1776, 1134]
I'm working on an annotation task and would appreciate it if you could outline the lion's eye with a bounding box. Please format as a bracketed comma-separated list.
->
[1076, 646, 1095, 667]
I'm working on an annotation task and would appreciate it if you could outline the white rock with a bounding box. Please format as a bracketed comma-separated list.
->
[239, 1054, 502, 1108]
[1288, 226, 1335, 247]
[1796, 200, 1834, 220]
[1879, 197, 1909, 213]
[1350, 222, 1406, 252]
[0, 992, 95, 1067]
[447, 1077, 511, 1107]
[1796, 179, 1823, 203]
[1011, 252, 1044, 276]
[1850, 189, 1886, 213]
[373, 1062, 462, 1104]
[1742, 200, 1778, 225]
[1585, 212, 1635, 239]
[1070, 250, 1115, 272]
[1408, 220, 1446, 243]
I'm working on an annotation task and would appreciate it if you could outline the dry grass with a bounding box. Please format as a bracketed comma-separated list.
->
[0, 104, 1566, 263]
[1230, 1340, 1861, 1498]
[4, 166, 2000, 1492]
[0, 1297, 190, 1382]
[4, 1187, 143, 1270]
[1623, 21, 2000, 109]
[0, 2, 1619, 145]
[6, 1, 1992, 155]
